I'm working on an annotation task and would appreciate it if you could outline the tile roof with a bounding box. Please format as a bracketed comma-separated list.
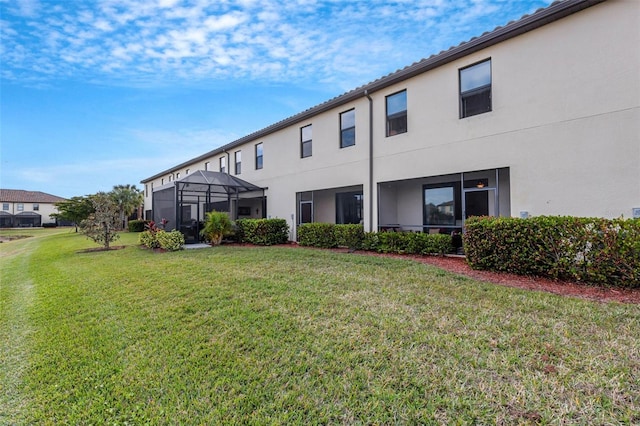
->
[0, 189, 66, 203]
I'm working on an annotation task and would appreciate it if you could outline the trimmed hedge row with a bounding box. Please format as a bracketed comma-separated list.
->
[128, 219, 148, 232]
[235, 218, 289, 246]
[464, 216, 640, 288]
[297, 223, 453, 256]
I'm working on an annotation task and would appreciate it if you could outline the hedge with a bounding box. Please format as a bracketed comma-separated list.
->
[298, 223, 452, 256]
[128, 219, 148, 232]
[464, 216, 640, 288]
[235, 218, 289, 246]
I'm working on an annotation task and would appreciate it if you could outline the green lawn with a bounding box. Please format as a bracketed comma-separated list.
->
[1, 230, 639, 424]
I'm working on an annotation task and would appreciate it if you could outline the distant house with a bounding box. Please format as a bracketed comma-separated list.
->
[0, 189, 66, 227]
[142, 0, 639, 243]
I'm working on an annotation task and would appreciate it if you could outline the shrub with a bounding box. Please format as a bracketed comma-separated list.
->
[128, 219, 147, 232]
[297, 223, 337, 248]
[464, 216, 640, 288]
[335, 224, 365, 251]
[156, 230, 185, 251]
[201, 211, 233, 246]
[236, 218, 289, 245]
[139, 230, 160, 249]
[42, 223, 58, 228]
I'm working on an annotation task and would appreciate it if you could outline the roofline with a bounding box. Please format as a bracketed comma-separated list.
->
[141, 0, 605, 184]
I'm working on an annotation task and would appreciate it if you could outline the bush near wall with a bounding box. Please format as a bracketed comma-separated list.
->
[139, 229, 185, 251]
[464, 216, 640, 288]
[128, 219, 148, 232]
[235, 219, 289, 246]
[363, 231, 452, 256]
[298, 223, 452, 256]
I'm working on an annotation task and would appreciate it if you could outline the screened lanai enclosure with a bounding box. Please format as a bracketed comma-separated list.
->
[151, 171, 266, 244]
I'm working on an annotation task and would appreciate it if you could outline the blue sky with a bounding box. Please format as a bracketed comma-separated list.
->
[1, 0, 552, 199]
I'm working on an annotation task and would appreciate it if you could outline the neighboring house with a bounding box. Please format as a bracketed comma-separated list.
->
[141, 0, 640, 244]
[0, 189, 66, 227]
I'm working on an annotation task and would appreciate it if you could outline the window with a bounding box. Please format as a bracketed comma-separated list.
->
[176, 172, 180, 179]
[161, 178, 165, 185]
[255, 143, 263, 169]
[460, 59, 492, 118]
[423, 183, 461, 226]
[33, 203, 39, 211]
[340, 109, 355, 148]
[336, 191, 363, 224]
[301, 124, 312, 158]
[145, 184, 148, 197]
[220, 157, 226, 173]
[298, 192, 313, 224]
[204, 162, 210, 171]
[17, 203, 24, 211]
[168, 175, 173, 182]
[235, 151, 242, 175]
[2, 203, 8, 210]
[185, 169, 190, 175]
[386, 90, 407, 136]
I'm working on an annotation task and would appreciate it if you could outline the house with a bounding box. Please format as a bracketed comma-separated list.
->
[0, 189, 66, 227]
[141, 0, 640, 243]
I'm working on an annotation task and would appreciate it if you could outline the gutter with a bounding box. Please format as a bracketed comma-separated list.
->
[364, 89, 373, 233]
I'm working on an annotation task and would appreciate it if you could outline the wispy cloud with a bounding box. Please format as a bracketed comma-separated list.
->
[1, 0, 553, 90]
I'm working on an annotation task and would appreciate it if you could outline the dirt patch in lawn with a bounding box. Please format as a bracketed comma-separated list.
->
[76, 245, 127, 253]
[0, 235, 32, 243]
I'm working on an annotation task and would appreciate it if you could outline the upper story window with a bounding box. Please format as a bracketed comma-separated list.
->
[204, 162, 210, 171]
[301, 124, 312, 158]
[17, 203, 24, 211]
[340, 109, 355, 148]
[168, 175, 173, 182]
[161, 178, 165, 185]
[2, 203, 9, 210]
[235, 151, 242, 175]
[386, 90, 407, 136]
[185, 169, 190, 175]
[255, 143, 263, 169]
[145, 184, 148, 197]
[460, 59, 492, 118]
[176, 172, 180, 179]
[33, 203, 39, 211]
[220, 156, 226, 173]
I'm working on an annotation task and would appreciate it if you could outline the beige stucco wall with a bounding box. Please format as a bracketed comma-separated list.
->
[145, 0, 640, 231]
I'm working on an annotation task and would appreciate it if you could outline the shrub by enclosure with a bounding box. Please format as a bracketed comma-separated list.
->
[298, 223, 452, 256]
[235, 219, 289, 246]
[127, 219, 148, 233]
[464, 216, 640, 288]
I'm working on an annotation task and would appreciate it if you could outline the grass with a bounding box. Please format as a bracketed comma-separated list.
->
[1, 230, 639, 424]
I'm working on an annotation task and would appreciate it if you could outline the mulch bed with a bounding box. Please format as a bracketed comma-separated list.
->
[342, 249, 640, 305]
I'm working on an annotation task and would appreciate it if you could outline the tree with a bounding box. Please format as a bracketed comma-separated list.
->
[52, 196, 94, 232]
[80, 192, 120, 250]
[110, 184, 143, 231]
[200, 211, 233, 246]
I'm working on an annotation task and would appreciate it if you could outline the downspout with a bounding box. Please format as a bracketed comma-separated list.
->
[364, 89, 374, 233]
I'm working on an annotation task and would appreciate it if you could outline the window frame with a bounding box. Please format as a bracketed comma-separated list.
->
[300, 124, 312, 158]
[204, 162, 210, 171]
[459, 58, 492, 119]
[33, 203, 39, 211]
[255, 143, 263, 170]
[386, 90, 407, 137]
[340, 109, 356, 148]
[235, 150, 242, 175]
[17, 203, 24, 211]
[220, 156, 226, 173]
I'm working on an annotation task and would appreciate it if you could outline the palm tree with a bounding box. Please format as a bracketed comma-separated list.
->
[110, 184, 143, 230]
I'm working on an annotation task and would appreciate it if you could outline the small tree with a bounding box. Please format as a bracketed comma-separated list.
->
[80, 192, 120, 250]
[110, 184, 143, 231]
[200, 211, 233, 246]
[52, 196, 94, 232]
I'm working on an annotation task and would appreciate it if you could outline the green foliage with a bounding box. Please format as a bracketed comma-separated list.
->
[127, 219, 147, 232]
[334, 224, 365, 251]
[464, 216, 640, 288]
[109, 184, 143, 231]
[362, 231, 452, 256]
[235, 218, 289, 245]
[138, 230, 160, 249]
[79, 193, 120, 249]
[297, 223, 337, 248]
[52, 196, 94, 231]
[201, 211, 234, 246]
[156, 230, 185, 251]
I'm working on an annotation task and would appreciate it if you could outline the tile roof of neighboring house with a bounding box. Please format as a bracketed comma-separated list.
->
[142, 0, 605, 183]
[0, 189, 66, 203]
